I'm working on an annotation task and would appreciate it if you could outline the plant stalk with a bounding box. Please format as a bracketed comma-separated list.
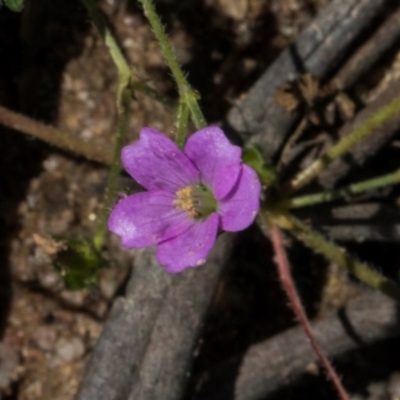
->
[285, 168, 400, 208]
[287, 94, 400, 193]
[267, 211, 400, 302]
[138, 0, 206, 131]
[269, 223, 351, 400]
[81, 0, 173, 108]
[81, 0, 133, 250]
[93, 88, 130, 250]
[0, 105, 113, 165]
[174, 100, 189, 148]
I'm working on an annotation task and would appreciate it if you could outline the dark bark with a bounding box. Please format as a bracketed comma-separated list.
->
[75, 233, 235, 400]
[333, 6, 400, 91]
[225, 0, 390, 162]
[191, 291, 400, 400]
[318, 80, 400, 189]
[294, 202, 400, 242]
[235, 291, 400, 400]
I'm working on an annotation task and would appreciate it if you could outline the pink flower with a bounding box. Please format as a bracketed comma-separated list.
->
[108, 126, 261, 273]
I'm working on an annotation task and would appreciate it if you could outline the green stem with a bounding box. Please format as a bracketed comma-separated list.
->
[266, 211, 400, 302]
[174, 100, 189, 148]
[93, 88, 130, 250]
[138, 0, 188, 90]
[285, 168, 400, 208]
[81, 0, 173, 108]
[138, 0, 206, 129]
[80, 0, 129, 76]
[81, 0, 132, 250]
[187, 97, 207, 129]
[287, 94, 400, 193]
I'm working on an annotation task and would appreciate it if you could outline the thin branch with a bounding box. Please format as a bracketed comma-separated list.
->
[93, 87, 130, 250]
[284, 168, 400, 208]
[278, 115, 309, 169]
[268, 211, 400, 302]
[269, 223, 350, 400]
[229, 290, 398, 400]
[81, 0, 133, 250]
[81, 0, 174, 108]
[0, 105, 112, 165]
[138, 0, 206, 130]
[286, 93, 400, 193]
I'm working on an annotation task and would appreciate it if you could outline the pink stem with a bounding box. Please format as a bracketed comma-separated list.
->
[270, 223, 350, 400]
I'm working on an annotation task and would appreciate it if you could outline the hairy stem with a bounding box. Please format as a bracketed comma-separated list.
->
[81, 0, 173, 108]
[284, 168, 400, 208]
[287, 94, 400, 192]
[138, 0, 206, 130]
[0, 105, 113, 164]
[174, 100, 189, 148]
[186, 95, 207, 130]
[81, 0, 130, 83]
[267, 211, 400, 302]
[81, 0, 133, 250]
[138, 0, 187, 90]
[269, 223, 351, 400]
[93, 88, 130, 250]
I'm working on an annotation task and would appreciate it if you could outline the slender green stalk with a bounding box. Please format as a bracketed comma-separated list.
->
[81, 0, 173, 108]
[285, 168, 400, 208]
[139, 0, 186, 88]
[287, 94, 400, 193]
[139, 0, 206, 129]
[186, 96, 207, 129]
[266, 211, 400, 302]
[81, 0, 133, 250]
[174, 100, 189, 148]
[81, 0, 130, 80]
[93, 88, 130, 250]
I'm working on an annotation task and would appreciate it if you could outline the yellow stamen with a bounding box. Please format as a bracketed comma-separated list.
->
[173, 186, 198, 218]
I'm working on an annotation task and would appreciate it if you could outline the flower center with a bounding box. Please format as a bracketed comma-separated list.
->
[173, 184, 217, 219]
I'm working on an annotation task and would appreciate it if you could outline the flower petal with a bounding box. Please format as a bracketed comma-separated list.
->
[122, 128, 200, 192]
[184, 127, 242, 200]
[156, 213, 219, 273]
[219, 165, 261, 232]
[108, 191, 194, 248]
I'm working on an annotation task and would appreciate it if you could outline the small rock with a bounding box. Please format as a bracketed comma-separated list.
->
[215, 0, 248, 20]
[59, 290, 86, 307]
[24, 381, 43, 398]
[74, 314, 102, 349]
[32, 326, 57, 352]
[56, 337, 85, 362]
[305, 361, 319, 376]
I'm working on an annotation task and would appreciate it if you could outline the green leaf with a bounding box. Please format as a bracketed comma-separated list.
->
[4, 0, 24, 12]
[242, 145, 277, 186]
[53, 237, 107, 290]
